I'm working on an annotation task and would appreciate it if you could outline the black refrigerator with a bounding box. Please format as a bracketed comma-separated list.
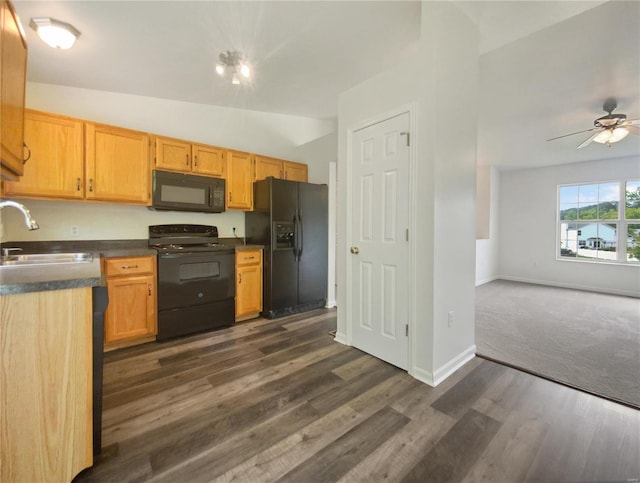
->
[245, 177, 328, 318]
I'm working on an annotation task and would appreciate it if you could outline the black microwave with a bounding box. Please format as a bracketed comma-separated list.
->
[151, 170, 225, 213]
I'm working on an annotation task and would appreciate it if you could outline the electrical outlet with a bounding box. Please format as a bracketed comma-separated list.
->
[70, 225, 80, 237]
[447, 311, 454, 327]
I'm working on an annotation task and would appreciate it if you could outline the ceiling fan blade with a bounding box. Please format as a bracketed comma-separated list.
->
[577, 130, 602, 149]
[627, 125, 640, 135]
[622, 119, 640, 126]
[547, 128, 597, 141]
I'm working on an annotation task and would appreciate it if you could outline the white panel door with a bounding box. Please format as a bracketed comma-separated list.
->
[350, 112, 410, 369]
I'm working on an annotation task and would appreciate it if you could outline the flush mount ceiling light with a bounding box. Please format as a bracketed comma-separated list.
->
[29, 17, 80, 50]
[215, 51, 251, 85]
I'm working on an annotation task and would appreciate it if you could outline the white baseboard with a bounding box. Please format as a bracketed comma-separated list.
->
[433, 345, 476, 386]
[410, 345, 476, 387]
[499, 275, 640, 298]
[325, 299, 337, 308]
[333, 331, 348, 345]
[475, 276, 498, 287]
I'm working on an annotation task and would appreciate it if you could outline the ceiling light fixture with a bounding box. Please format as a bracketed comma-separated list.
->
[592, 126, 630, 146]
[29, 17, 80, 49]
[216, 51, 251, 85]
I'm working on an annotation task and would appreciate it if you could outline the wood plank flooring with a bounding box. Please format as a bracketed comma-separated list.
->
[74, 308, 640, 482]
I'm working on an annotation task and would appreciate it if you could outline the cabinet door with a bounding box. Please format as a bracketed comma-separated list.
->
[85, 123, 151, 204]
[226, 150, 253, 210]
[3, 110, 84, 199]
[155, 136, 191, 172]
[254, 155, 282, 181]
[105, 274, 156, 343]
[192, 143, 225, 178]
[283, 161, 308, 182]
[0, 0, 27, 180]
[236, 264, 263, 317]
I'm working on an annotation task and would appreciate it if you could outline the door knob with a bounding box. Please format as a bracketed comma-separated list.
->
[350, 246, 360, 254]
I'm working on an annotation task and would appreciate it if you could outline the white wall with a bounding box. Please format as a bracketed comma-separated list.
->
[336, 1, 478, 384]
[499, 156, 640, 297]
[1, 83, 336, 242]
[476, 166, 500, 285]
[0, 199, 245, 241]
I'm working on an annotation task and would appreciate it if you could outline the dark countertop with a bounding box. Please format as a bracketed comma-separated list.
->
[0, 239, 263, 294]
[0, 239, 157, 258]
[0, 240, 152, 295]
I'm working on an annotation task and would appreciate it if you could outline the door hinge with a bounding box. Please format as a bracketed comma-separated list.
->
[406, 229, 409, 242]
[405, 324, 409, 336]
[400, 131, 410, 147]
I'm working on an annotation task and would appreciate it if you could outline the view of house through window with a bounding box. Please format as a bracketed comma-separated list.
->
[558, 179, 640, 263]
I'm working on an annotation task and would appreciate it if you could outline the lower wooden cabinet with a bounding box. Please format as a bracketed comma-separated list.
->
[235, 248, 263, 321]
[1, 287, 93, 482]
[103, 255, 157, 349]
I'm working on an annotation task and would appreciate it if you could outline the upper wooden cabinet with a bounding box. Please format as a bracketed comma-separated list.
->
[0, 0, 27, 180]
[3, 110, 84, 199]
[155, 136, 226, 178]
[254, 155, 283, 180]
[226, 150, 253, 210]
[284, 161, 308, 182]
[5, 112, 152, 205]
[254, 155, 308, 183]
[85, 123, 151, 204]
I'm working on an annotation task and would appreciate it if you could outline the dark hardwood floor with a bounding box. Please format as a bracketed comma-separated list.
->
[75, 308, 640, 482]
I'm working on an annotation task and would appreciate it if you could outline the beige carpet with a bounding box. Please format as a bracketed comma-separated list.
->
[476, 280, 640, 408]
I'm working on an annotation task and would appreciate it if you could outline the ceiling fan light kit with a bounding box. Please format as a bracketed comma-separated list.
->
[548, 97, 639, 149]
[216, 51, 251, 85]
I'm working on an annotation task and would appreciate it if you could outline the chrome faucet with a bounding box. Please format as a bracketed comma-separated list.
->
[0, 200, 39, 230]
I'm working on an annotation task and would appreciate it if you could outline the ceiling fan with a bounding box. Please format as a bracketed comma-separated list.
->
[547, 97, 640, 148]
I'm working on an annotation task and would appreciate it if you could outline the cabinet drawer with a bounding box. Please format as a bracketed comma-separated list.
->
[236, 249, 262, 266]
[104, 256, 155, 277]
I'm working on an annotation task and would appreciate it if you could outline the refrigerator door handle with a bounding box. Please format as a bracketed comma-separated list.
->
[293, 210, 299, 259]
[297, 210, 303, 260]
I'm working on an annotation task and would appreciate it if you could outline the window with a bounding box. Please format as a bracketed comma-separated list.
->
[558, 179, 640, 263]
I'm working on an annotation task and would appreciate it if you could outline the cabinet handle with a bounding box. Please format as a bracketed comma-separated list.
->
[246, 256, 255, 260]
[23, 143, 31, 164]
[238, 273, 242, 284]
[76, 178, 81, 191]
[186, 154, 190, 166]
[229, 192, 232, 202]
[121, 265, 139, 270]
[194, 155, 198, 167]
[148, 283, 152, 296]
[89, 179, 94, 192]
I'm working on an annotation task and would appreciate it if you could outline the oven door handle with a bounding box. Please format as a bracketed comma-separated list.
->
[159, 250, 234, 259]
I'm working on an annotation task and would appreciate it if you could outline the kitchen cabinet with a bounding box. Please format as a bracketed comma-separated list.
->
[85, 122, 151, 204]
[103, 256, 157, 349]
[283, 160, 308, 182]
[154, 136, 226, 178]
[4, 113, 151, 205]
[235, 248, 263, 321]
[254, 155, 308, 182]
[3, 110, 84, 199]
[226, 149, 254, 210]
[0, 0, 27, 180]
[1, 287, 93, 482]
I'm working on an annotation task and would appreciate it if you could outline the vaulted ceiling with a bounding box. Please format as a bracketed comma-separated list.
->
[13, 1, 640, 168]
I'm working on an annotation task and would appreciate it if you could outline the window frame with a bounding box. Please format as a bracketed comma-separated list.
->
[556, 179, 640, 265]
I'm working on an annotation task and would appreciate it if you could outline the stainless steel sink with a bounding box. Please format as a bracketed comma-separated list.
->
[0, 252, 94, 266]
